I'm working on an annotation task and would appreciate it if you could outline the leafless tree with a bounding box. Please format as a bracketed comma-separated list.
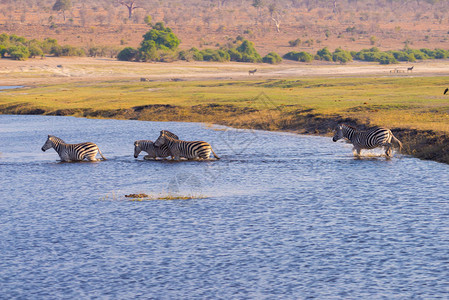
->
[119, 0, 140, 19]
[268, 3, 283, 33]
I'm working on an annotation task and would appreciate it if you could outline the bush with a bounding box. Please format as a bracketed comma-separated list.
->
[235, 40, 262, 62]
[178, 47, 203, 61]
[263, 52, 282, 64]
[51, 45, 85, 56]
[8, 45, 30, 60]
[332, 48, 352, 63]
[288, 38, 301, 47]
[283, 51, 314, 62]
[316, 47, 332, 61]
[141, 22, 180, 51]
[377, 53, 397, 64]
[227, 48, 242, 61]
[28, 45, 44, 58]
[200, 49, 230, 62]
[117, 47, 139, 61]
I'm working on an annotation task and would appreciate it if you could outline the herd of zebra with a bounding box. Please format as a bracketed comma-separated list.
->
[41, 124, 402, 162]
[41, 130, 220, 162]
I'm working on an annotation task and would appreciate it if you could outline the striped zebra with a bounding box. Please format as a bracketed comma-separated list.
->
[134, 140, 173, 160]
[154, 130, 220, 160]
[41, 135, 106, 162]
[134, 130, 179, 160]
[333, 124, 402, 157]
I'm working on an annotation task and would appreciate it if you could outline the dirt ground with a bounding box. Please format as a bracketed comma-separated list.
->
[2, 56, 449, 86]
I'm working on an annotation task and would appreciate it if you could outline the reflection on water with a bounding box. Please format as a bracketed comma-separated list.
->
[1, 115, 448, 298]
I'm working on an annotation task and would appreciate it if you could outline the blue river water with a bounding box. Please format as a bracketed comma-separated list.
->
[0, 115, 448, 299]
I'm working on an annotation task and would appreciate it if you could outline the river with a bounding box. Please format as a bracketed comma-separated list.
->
[0, 115, 448, 299]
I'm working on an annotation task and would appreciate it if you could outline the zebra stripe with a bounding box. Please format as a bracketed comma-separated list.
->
[41, 135, 106, 162]
[333, 124, 402, 157]
[154, 131, 220, 160]
[134, 140, 173, 159]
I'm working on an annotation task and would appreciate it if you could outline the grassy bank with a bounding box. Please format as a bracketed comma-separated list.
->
[1, 76, 449, 163]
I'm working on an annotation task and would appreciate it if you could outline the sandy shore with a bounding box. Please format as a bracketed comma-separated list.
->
[1, 57, 449, 86]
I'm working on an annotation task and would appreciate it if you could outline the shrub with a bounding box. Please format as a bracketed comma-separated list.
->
[288, 38, 301, 47]
[283, 51, 314, 62]
[332, 48, 352, 63]
[377, 53, 397, 64]
[235, 40, 262, 62]
[51, 45, 85, 56]
[200, 49, 230, 62]
[8, 45, 30, 60]
[117, 47, 139, 61]
[263, 52, 282, 64]
[316, 47, 332, 61]
[141, 22, 180, 51]
[178, 47, 203, 61]
[28, 45, 44, 58]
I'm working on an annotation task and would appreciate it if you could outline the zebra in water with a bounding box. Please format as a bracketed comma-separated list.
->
[41, 135, 106, 162]
[332, 124, 402, 158]
[134, 130, 179, 160]
[134, 140, 172, 160]
[154, 130, 220, 161]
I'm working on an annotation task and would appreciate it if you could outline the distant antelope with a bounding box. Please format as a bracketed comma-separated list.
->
[248, 69, 257, 75]
[407, 66, 414, 72]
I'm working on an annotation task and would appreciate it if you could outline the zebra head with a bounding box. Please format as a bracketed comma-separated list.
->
[133, 141, 142, 158]
[154, 131, 168, 147]
[41, 135, 59, 151]
[332, 125, 344, 142]
[161, 130, 179, 140]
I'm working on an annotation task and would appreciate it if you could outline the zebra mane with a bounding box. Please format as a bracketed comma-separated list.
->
[49, 135, 66, 144]
[341, 124, 357, 130]
[161, 130, 179, 140]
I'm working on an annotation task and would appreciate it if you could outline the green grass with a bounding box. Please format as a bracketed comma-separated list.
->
[1, 76, 449, 132]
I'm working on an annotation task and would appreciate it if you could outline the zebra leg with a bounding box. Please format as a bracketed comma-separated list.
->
[352, 147, 362, 157]
[383, 143, 393, 158]
[86, 151, 99, 161]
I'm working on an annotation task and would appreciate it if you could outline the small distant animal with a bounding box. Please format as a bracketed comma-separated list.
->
[134, 130, 179, 160]
[407, 66, 414, 72]
[41, 135, 106, 162]
[444, 88, 448, 95]
[333, 124, 402, 158]
[154, 130, 220, 161]
[248, 69, 257, 75]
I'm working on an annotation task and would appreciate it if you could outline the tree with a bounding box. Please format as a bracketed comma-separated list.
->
[119, 0, 140, 20]
[52, 0, 72, 21]
[252, 0, 264, 25]
[268, 3, 283, 33]
[138, 22, 180, 61]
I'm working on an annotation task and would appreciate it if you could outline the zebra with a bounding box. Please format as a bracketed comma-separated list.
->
[248, 69, 257, 75]
[41, 135, 106, 162]
[134, 140, 173, 160]
[332, 124, 402, 158]
[154, 130, 220, 161]
[134, 130, 179, 160]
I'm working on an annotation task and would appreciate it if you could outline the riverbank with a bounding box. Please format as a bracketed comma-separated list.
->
[1, 58, 448, 164]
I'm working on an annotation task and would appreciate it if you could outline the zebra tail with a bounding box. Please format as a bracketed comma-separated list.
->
[391, 133, 403, 151]
[210, 147, 220, 160]
[98, 148, 107, 160]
